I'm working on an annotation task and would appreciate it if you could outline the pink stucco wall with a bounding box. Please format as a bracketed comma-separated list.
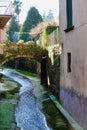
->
[0, 29, 5, 43]
[59, 0, 87, 129]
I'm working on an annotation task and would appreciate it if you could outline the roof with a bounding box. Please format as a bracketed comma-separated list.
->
[0, 15, 12, 28]
[0, 1, 12, 28]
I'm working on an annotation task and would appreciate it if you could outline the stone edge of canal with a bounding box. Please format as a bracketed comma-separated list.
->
[49, 93, 83, 130]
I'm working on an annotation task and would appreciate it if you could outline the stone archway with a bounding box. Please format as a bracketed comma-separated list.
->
[0, 44, 48, 85]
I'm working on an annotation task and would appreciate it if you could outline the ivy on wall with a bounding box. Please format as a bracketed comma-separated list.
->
[0, 44, 48, 64]
[46, 26, 58, 35]
[0, 54, 5, 62]
[40, 25, 58, 48]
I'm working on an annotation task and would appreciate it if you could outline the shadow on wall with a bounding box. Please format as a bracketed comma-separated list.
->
[47, 55, 60, 98]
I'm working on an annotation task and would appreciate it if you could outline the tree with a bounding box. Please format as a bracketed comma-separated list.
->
[30, 21, 58, 47]
[6, 16, 20, 42]
[47, 9, 54, 21]
[5, 0, 21, 42]
[13, 0, 22, 22]
[42, 9, 54, 21]
[19, 7, 43, 42]
[42, 12, 47, 20]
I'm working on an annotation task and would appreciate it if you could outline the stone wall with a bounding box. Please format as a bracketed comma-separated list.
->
[47, 55, 60, 97]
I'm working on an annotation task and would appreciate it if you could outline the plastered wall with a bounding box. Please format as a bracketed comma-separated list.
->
[59, 0, 87, 129]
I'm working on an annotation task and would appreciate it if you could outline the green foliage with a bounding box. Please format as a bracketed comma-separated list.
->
[0, 74, 3, 82]
[16, 69, 39, 77]
[13, 0, 22, 15]
[41, 28, 49, 46]
[0, 75, 20, 130]
[3, 44, 48, 73]
[1, 44, 48, 77]
[7, 16, 19, 32]
[47, 55, 60, 91]
[40, 25, 58, 47]
[0, 102, 14, 130]
[6, 16, 20, 42]
[19, 7, 43, 42]
[0, 54, 5, 61]
[46, 26, 58, 35]
[1, 44, 48, 67]
[42, 100, 68, 130]
[15, 58, 37, 73]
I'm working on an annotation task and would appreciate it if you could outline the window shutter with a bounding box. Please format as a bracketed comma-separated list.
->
[67, 0, 72, 28]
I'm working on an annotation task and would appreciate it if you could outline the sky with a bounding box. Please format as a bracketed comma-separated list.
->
[19, 0, 59, 23]
[0, 1, 11, 14]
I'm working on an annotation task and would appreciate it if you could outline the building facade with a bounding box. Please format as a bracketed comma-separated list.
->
[0, 1, 12, 43]
[0, 29, 5, 43]
[59, 0, 87, 129]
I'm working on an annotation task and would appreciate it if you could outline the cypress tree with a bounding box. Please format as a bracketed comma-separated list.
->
[19, 7, 43, 42]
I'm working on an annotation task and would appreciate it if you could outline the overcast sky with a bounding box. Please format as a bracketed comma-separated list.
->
[19, 0, 59, 23]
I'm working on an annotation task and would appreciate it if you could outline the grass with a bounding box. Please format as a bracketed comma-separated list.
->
[3, 81, 17, 89]
[42, 100, 69, 130]
[0, 67, 69, 130]
[2, 65, 39, 77]
[1, 75, 20, 92]
[0, 75, 20, 130]
[16, 69, 39, 77]
[0, 101, 15, 130]
[0, 67, 39, 130]
[33, 81, 69, 130]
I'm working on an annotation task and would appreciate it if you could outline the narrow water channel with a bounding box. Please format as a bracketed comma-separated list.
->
[33, 82, 69, 130]
[0, 69, 69, 130]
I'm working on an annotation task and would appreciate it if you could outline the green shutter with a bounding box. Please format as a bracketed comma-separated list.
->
[67, 0, 72, 28]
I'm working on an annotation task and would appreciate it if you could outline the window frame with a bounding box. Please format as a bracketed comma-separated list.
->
[67, 52, 71, 73]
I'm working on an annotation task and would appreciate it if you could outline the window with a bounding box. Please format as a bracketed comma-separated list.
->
[67, 53, 71, 72]
[64, 0, 74, 32]
[67, 0, 72, 28]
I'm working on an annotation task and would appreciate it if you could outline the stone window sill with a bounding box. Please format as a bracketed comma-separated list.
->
[64, 26, 74, 33]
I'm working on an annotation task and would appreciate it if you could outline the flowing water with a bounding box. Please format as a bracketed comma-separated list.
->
[0, 68, 69, 130]
[0, 69, 50, 130]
